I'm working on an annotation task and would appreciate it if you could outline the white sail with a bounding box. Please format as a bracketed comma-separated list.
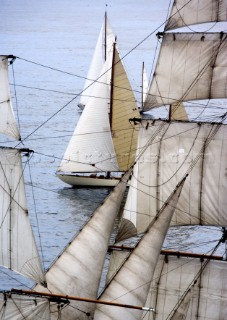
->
[170, 102, 188, 121]
[142, 62, 149, 109]
[0, 56, 20, 140]
[165, 0, 227, 31]
[35, 170, 132, 320]
[94, 178, 185, 320]
[144, 32, 227, 111]
[78, 14, 115, 110]
[0, 147, 45, 284]
[111, 46, 141, 171]
[118, 120, 227, 241]
[144, 254, 227, 320]
[58, 59, 119, 173]
[0, 292, 50, 320]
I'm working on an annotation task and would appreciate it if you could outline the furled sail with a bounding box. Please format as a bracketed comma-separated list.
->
[117, 120, 227, 241]
[0, 56, 20, 140]
[93, 178, 185, 320]
[165, 0, 227, 31]
[78, 14, 115, 110]
[111, 45, 141, 170]
[58, 59, 119, 173]
[144, 32, 227, 111]
[35, 170, 132, 320]
[143, 254, 227, 320]
[0, 147, 45, 284]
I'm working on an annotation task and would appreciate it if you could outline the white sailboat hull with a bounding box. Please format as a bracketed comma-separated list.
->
[56, 172, 122, 187]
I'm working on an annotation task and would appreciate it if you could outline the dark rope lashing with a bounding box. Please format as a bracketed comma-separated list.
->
[8, 55, 16, 65]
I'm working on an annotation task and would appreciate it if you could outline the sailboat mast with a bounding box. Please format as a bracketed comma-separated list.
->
[104, 11, 107, 61]
[109, 38, 116, 130]
[141, 61, 144, 109]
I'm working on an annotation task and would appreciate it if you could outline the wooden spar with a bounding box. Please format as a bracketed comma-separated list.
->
[11, 289, 155, 312]
[108, 246, 224, 261]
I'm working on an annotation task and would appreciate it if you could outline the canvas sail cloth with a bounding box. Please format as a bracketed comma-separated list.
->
[111, 46, 141, 170]
[165, 0, 227, 31]
[78, 15, 115, 110]
[93, 177, 185, 320]
[33, 170, 132, 320]
[117, 120, 227, 241]
[143, 255, 227, 320]
[58, 58, 119, 173]
[0, 147, 45, 284]
[0, 56, 20, 140]
[143, 32, 227, 111]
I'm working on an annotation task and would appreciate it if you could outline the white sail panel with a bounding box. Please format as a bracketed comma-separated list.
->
[0, 292, 50, 320]
[165, 0, 227, 31]
[144, 255, 227, 320]
[0, 148, 45, 284]
[78, 15, 115, 110]
[94, 179, 185, 320]
[0, 56, 20, 140]
[111, 47, 141, 171]
[77, 23, 104, 109]
[35, 170, 132, 320]
[58, 60, 119, 173]
[142, 62, 149, 109]
[118, 120, 227, 240]
[144, 33, 227, 111]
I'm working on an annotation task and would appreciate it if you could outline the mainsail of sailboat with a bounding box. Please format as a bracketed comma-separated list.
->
[57, 16, 141, 187]
[1, 0, 227, 319]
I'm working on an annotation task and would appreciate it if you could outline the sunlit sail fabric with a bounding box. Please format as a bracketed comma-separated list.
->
[78, 15, 115, 110]
[0, 293, 50, 320]
[35, 170, 132, 320]
[111, 47, 141, 170]
[0, 56, 20, 140]
[170, 102, 188, 121]
[0, 147, 45, 284]
[144, 32, 227, 111]
[142, 62, 149, 109]
[165, 0, 227, 31]
[94, 179, 185, 320]
[118, 120, 227, 241]
[58, 59, 119, 173]
[143, 255, 227, 320]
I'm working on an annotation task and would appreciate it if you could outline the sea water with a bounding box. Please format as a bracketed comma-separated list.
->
[0, 0, 224, 290]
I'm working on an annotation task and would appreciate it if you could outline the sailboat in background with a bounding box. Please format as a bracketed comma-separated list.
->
[57, 15, 141, 187]
[1, 0, 227, 319]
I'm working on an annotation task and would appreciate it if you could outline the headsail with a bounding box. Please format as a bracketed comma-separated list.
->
[165, 0, 227, 31]
[78, 13, 115, 110]
[144, 32, 227, 111]
[35, 170, 132, 320]
[58, 59, 119, 174]
[94, 177, 186, 320]
[0, 147, 45, 284]
[0, 56, 20, 140]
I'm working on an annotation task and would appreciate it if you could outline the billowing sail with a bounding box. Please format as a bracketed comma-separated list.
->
[144, 32, 227, 111]
[111, 46, 141, 170]
[35, 170, 132, 320]
[0, 56, 20, 140]
[78, 14, 115, 110]
[58, 59, 119, 173]
[143, 254, 227, 320]
[165, 0, 227, 31]
[0, 292, 50, 320]
[0, 147, 45, 284]
[94, 178, 185, 320]
[118, 120, 227, 241]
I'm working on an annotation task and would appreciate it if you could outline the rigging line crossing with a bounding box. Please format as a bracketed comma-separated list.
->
[13, 0, 194, 144]
[165, 237, 224, 320]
